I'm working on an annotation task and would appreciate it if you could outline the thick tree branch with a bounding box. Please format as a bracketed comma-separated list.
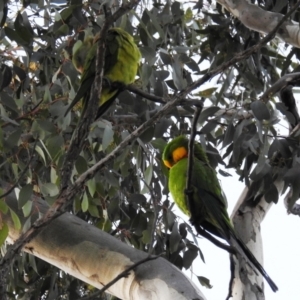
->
[1, 0, 295, 289]
[217, 0, 300, 48]
[60, 21, 109, 190]
[1, 187, 205, 300]
[190, 1, 300, 94]
[0, 0, 142, 290]
[260, 72, 300, 103]
[96, 255, 160, 296]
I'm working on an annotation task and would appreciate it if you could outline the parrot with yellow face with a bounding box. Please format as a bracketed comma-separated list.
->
[162, 136, 278, 292]
[65, 27, 141, 119]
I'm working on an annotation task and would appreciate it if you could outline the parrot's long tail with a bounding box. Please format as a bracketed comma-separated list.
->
[230, 229, 278, 292]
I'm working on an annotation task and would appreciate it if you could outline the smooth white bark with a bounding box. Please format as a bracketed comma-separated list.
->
[230, 181, 283, 299]
[3, 189, 205, 300]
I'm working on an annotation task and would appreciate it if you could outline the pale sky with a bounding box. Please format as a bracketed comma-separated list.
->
[181, 169, 300, 300]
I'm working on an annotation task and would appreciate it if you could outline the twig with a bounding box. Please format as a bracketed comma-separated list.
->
[60, 24, 108, 190]
[99, 255, 160, 294]
[0, 138, 37, 199]
[185, 102, 204, 214]
[225, 255, 235, 300]
[0, 0, 142, 288]
[78, 255, 160, 299]
[187, 0, 300, 97]
[260, 72, 300, 103]
[60, 0, 142, 191]
[98, 81, 167, 104]
[184, 102, 237, 255]
[1, 0, 295, 285]
[126, 83, 166, 104]
[0, 73, 190, 282]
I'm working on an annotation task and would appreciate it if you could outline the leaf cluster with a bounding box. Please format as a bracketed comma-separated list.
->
[0, 0, 300, 298]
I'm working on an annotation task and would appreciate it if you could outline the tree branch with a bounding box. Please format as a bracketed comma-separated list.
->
[0, 138, 37, 200]
[217, 0, 300, 48]
[83, 255, 161, 299]
[99, 255, 160, 295]
[188, 1, 300, 95]
[2, 0, 294, 288]
[0, 0, 142, 289]
[185, 102, 204, 215]
[260, 72, 300, 103]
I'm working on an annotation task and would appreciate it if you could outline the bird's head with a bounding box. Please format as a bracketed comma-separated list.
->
[72, 36, 94, 74]
[162, 136, 189, 169]
[162, 136, 210, 169]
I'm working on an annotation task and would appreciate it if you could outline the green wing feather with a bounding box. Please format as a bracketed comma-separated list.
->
[163, 136, 278, 292]
[65, 27, 141, 119]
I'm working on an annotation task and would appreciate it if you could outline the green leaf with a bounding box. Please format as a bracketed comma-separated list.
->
[251, 101, 270, 121]
[45, 135, 64, 160]
[87, 178, 96, 197]
[159, 51, 172, 65]
[197, 87, 218, 98]
[198, 107, 220, 124]
[184, 7, 193, 22]
[151, 138, 166, 153]
[35, 145, 47, 165]
[0, 222, 8, 246]
[141, 229, 151, 244]
[56, 23, 69, 36]
[197, 276, 213, 289]
[50, 167, 58, 184]
[169, 222, 181, 254]
[88, 203, 100, 218]
[102, 126, 114, 151]
[144, 164, 153, 186]
[0, 199, 8, 214]
[75, 155, 88, 174]
[28, 253, 38, 274]
[4, 27, 28, 46]
[40, 183, 59, 197]
[81, 193, 89, 213]
[140, 46, 156, 66]
[222, 122, 235, 148]
[22, 200, 33, 218]
[14, 12, 33, 46]
[10, 208, 21, 230]
[22, 216, 31, 232]
[18, 184, 33, 209]
[183, 244, 198, 269]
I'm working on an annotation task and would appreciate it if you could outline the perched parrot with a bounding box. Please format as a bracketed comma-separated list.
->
[162, 136, 278, 292]
[65, 27, 141, 119]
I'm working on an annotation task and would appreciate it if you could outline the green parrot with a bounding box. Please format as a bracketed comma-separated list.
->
[162, 136, 278, 292]
[65, 27, 141, 119]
